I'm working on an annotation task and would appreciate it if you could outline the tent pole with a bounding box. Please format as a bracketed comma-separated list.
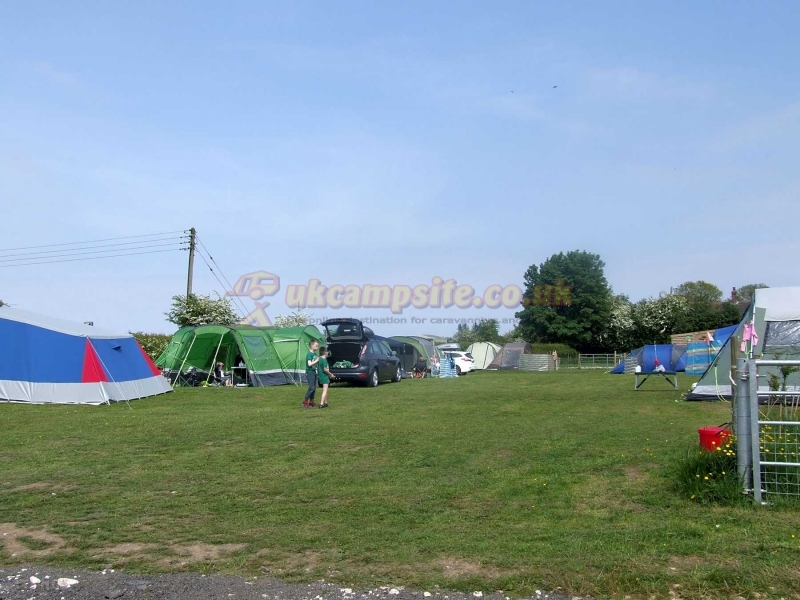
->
[274, 331, 297, 384]
[206, 333, 226, 385]
[88, 339, 131, 409]
[174, 333, 197, 388]
[236, 334, 258, 387]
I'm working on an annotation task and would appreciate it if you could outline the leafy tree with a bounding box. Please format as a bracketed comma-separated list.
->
[0, 299, 4, 307]
[131, 332, 172, 361]
[629, 293, 689, 347]
[597, 294, 635, 351]
[736, 283, 769, 303]
[672, 280, 739, 333]
[714, 301, 742, 328]
[673, 280, 723, 304]
[472, 319, 502, 343]
[515, 250, 613, 352]
[273, 311, 310, 328]
[165, 293, 239, 328]
[452, 319, 503, 348]
[453, 323, 476, 349]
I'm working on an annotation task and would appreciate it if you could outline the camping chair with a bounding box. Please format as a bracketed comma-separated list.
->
[412, 353, 430, 378]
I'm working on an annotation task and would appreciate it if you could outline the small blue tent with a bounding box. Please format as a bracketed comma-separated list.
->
[0, 307, 172, 405]
[610, 344, 687, 374]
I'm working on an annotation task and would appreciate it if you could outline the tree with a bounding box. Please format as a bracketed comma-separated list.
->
[715, 300, 742, 328]
[273, 311, 310, 328]
[515, 250, 613, 352]
[165, 293, 239, 328]
[673, 280, 723, 304]
[597, 294, 635, 351]
[628, 294, 689, 347]
[736, 283, 769, 303]
[672, 280, 735, 333]
[131, 332, 172, 361]
[453, 323, 476, 349]
[472, 319, 501, 343]
[0, 299, 4, 307]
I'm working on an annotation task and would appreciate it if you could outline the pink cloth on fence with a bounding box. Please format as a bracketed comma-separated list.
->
[741, 323, 759, 352]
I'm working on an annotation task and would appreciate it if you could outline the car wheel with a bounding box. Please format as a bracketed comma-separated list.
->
[456, 365, 462, 376]
[367, 368, 379, 388]
[391, 365, 401, 382]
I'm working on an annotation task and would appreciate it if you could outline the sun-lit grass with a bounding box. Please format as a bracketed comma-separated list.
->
[2, 370, 800, 599]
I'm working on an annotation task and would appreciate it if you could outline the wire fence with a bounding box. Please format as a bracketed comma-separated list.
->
[758, 418, 800, 499]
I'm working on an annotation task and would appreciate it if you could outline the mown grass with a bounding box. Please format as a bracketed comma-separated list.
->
[2, 370, 800, 599]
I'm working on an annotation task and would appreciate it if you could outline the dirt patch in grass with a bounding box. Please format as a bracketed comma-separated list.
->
[97, 542, 160, 556]
[0, 523, 71, 557]
[340, 442, 378, 452]
[433, 557, 517, 579]
[624, 466, 644, 480]
[281, 549, 324, 573]
[155, 542, 247, 568]
[3, 481, 79, 494]
[667, 555, 741, 573]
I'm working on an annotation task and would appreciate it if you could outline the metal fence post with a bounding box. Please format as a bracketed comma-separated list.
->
[735, 357, 752, 493]
[748, 358, 763, 504]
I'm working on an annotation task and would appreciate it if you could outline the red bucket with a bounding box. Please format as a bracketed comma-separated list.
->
[698, 426, 731, 451]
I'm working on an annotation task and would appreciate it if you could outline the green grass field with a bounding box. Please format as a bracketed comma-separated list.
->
[2, 371, 799, 599]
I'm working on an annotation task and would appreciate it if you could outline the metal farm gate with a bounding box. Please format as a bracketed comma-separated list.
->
[735, 358, 800, 503]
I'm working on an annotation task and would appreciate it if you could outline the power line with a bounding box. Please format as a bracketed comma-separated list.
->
[193, 247, 248, 318]
[0, 241, 188, 264]
[0, 238, 189, 261]
[0, 247, 188, 269]
[195, 235, 252, 317]
[0, 230, 188, 254]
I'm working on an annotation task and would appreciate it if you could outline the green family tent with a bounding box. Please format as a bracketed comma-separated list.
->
[156, 324, 325, 387]
[389, 336, 434, 373]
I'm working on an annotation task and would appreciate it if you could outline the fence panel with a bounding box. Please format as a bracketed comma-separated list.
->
[558, 354, 618, 369]
[747, 359, 800, 503]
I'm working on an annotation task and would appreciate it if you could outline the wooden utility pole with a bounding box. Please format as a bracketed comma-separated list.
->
[186, 227, 196, 299]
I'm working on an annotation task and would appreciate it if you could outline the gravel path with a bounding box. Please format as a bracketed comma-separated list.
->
[0, 566, 575, 600]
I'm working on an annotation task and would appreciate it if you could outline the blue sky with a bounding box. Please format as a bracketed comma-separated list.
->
[1, 1, 799, 336]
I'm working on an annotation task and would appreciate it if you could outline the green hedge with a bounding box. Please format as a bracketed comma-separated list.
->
[528, 343, 578, 358]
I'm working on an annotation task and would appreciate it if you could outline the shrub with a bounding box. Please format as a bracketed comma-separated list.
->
[528, 343, 578, 358]
[673, 436, 744, 505]
[131, 331, 172, 361]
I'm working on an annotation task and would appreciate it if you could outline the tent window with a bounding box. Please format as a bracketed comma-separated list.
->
[765, 321, 800, 350]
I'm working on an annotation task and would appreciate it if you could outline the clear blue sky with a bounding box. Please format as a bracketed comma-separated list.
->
[2, 1, 799, 336]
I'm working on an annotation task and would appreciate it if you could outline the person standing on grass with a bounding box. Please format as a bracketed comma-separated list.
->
[303, 340, 320, 408]
[317, 346, 335, 408]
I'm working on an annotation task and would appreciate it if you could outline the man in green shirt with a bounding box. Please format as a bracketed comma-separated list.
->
[303, 340, 320, 408]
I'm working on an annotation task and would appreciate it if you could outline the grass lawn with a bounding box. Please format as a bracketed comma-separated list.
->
[2, 370, 799, 599]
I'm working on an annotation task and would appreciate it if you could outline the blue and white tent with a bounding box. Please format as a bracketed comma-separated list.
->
[0, 307, 172, 405]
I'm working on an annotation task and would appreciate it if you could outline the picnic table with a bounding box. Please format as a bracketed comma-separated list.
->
[634, 370, 678, 390]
